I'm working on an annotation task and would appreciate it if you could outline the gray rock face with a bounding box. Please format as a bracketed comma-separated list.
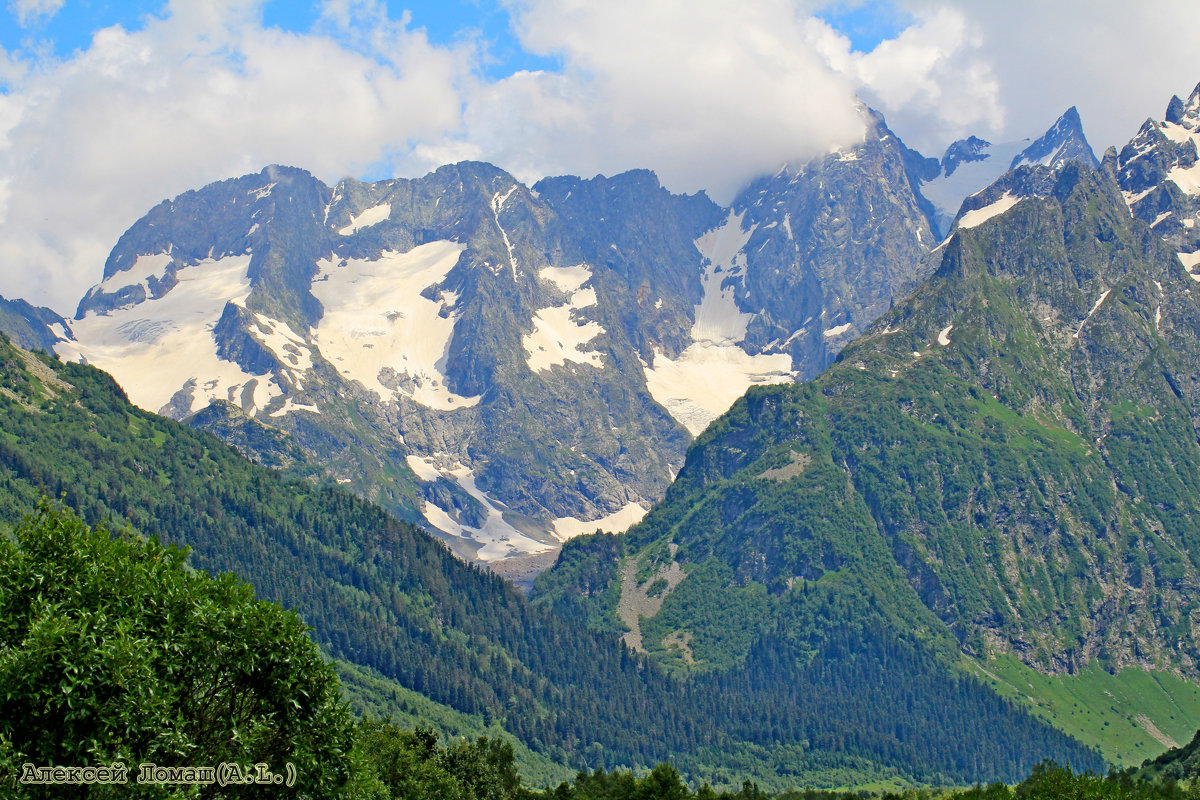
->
[538, 159, 1200, 683]
[23, 106, 959, 570]
[0, 296, 67, 353]
[729, 109, 938, 379]
[920, 108, 1099, 237]
[1110, 81, 1200, 278]
[1009, 106, 1099, 172]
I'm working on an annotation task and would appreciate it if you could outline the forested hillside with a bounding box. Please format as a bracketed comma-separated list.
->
[0, 333, 1099, 788]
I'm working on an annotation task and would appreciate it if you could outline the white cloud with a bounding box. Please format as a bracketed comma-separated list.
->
[2, 0, 1199, 314]
[9, 0, 64, 27]
[806, 7, 1003, 151]
[883, 0, 1200, 155]
[0, 0, 470, 313]
[452, 0, 867, 202]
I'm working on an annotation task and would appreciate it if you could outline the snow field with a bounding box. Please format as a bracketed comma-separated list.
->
[58, 255, 282, 416]
[523, 266, 606, 373]
[311, 241, 480, 410]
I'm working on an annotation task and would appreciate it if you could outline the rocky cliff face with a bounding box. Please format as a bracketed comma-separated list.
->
[25, 106, 951, 573]
[920, 107, 1099, 237]
[1110, 81, 1200, 280]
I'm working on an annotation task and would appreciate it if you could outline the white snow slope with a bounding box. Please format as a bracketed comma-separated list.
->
[311, 240, 480, 410]
[57, 255, 284, 416]
[641, 211, 794, 436]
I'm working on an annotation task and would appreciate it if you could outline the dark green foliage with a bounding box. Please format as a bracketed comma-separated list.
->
[1138, 729, 1200, 783]
[350, 722, 524, 800]
[537, 165, 1200, 734]
[521, 759, 1200, 800]
[0, 501, 354, 799]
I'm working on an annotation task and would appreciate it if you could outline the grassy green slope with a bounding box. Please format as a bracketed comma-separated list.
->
[0, 334, 1103, 788]
[968, 656, 1200, 767]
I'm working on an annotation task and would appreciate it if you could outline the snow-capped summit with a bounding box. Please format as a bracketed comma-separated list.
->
[939, 136, 992, 177]
[1111, 81, 1200, 278]
[1009, 107, 1099, 172]
[920, 108, 1099, 237]
[10, 138, 938, 580]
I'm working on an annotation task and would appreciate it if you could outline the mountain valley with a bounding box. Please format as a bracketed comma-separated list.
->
[5, 76, 1200, 788]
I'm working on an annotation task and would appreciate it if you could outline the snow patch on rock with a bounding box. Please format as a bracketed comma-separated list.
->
[269, 398, 319, 417]
[58, 255, 281, 416]
[524, 265, 606, 373]
[958, 193, 1024, 230]
[337, 203, 391, 235]
[311, 241, 480, 410]
[823, 322, 853, 339]
[407, 454, 554, 561]
[692, 211, 756, 344]
[551, 502, 648, 541]
[98, 253, 174, 298]
[642, 344, 793, 436]
[641, 211, 795, 435]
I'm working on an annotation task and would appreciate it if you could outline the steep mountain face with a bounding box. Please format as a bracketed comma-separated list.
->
[0, 296, 67, 353]
[535, 163, 1200, 711]
[720, 109, 938, 381]
[23, 106, 946, 574]
[1110, 81, 1200, 280]
[921, 107, 1099, 237]
[53, 162, 716, 571]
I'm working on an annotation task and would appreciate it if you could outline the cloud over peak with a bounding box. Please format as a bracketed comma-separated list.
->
[2, 0, 1199, 312]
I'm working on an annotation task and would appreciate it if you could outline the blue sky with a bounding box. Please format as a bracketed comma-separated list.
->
[1, 0, 904, 80]
[1, 1, 562, 78]
[2, 0, 1199, 312]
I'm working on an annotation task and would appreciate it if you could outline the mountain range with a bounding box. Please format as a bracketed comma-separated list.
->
[5, 74, 1200, 784]
[534, 84, 1200, 764]
[3, 102, 1097, 586]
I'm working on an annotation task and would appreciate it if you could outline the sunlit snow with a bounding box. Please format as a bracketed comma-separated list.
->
[406, 454, 553, 561]
[1178, 249, 1200, 279]
[691, 211, 756, 343]
[524, 266, 606, 373]
[311, 241, 480, 409]
[921, 140, 1027, 230]
[337, 203, 391, 235]
[640, 211, 794, 435]
[1167, 163, 1200, 195]
[252, 313, 313, 376]
[492, 188, 519, 277]
[642, 345, 792, 436]
[249, 182, 276, 201]
[97, 253, 173, 297]
[551, 502, 647, 541]
[937, 324, 953, 346]
[957, 193, 1024, 230]
[823, 322, 853, 338]
[57, 255, 281, 416]
[1073, 289, 1112, 339]
[269, 398, 319, 417]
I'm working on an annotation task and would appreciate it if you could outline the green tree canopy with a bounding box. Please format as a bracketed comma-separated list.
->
[0, 500, 355, 798]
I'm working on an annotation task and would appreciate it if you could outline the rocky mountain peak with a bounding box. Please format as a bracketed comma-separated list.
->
[1113, 79, 1200, 280]
[1165, 82, 1200, 128]
[941, 135, 992, 176]
[919, 108, 1098, 238]
[1010, 106, 1098, 171]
